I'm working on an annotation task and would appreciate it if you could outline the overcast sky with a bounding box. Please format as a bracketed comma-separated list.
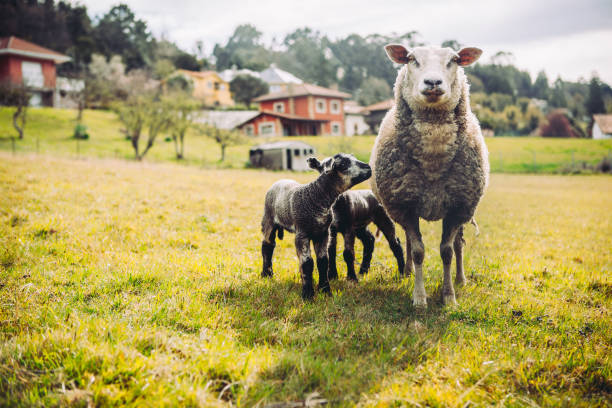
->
[81, 0, 612, 84]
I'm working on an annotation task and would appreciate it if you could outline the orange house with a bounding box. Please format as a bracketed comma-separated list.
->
[0, 36, 70, 107]
[238, 83, 351, 137]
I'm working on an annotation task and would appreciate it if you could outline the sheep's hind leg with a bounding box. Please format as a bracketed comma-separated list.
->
[403, 213, 426, 307]
[327, 226, 339, 281]
[343, 232, 358, 282]
[373, 208, 405, 277]
[261, 224, 277, 278]
[295, 232, 314, 300]
[440, 216, 463, 305]
[356, 228, 375, 275]
[314, 235, 331, 295]
[454, 225, 466, 286]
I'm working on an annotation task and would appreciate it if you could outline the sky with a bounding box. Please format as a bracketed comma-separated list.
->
[81, 0, 612, 84]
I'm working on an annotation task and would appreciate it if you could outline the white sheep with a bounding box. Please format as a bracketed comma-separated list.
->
[370, 44, 489, 307]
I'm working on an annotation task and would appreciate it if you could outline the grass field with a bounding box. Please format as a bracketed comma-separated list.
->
[1, 152, 610, 406]
[1, 107, 612, 173]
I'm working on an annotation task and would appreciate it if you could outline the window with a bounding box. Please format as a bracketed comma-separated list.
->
[309, 149, 314, 154]
[214, 82, 220, 90]
[207, 81, 213, 89]
[259, 122, 275, 136]
[303, 149, 308, 155]
[244, 124, 255, 136]
[294, 149, 300, 156]
[331, 122, 341, 135]
[273, 102, 285, 113]
[219, 84, 226, 90]
[330, 100, 341, 114]
[21, 61, 43, 87]
[315, 98, 327, 113]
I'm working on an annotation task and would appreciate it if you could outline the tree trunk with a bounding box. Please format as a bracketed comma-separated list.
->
[220, 144, 226, 162]
[173, 134, 180, 159]
[179, 133, 185, 159]
[13, 105, 24, 139]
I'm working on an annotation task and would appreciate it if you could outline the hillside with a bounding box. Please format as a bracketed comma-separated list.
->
[1, 107, 611, 173]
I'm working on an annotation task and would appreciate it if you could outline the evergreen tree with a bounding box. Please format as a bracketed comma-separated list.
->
[587, 76, 606, 115]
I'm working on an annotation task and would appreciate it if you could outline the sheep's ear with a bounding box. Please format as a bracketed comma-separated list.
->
[457, 47, 482, 66]
[384, 44, 412, 64]
[307, 157, 323, 172]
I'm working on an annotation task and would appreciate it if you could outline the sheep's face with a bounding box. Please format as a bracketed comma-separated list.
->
[309, 153, 372, 190]
[385, 45, 482, 109]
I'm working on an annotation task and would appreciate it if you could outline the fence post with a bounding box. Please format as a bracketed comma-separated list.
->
[11, 138, 15, 156]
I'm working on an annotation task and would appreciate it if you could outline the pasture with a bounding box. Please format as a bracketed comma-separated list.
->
[1, 107, 612, 173]
[1, 153, 610, 407]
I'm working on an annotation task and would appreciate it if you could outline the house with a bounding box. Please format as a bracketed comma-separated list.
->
[344, 101, 370, 136]
[592, 114, 612, 139]
[237, 83, 351, 137]
[249, 141, 316, 171]
[362, 99, 394, 133]
[259, 64, 303, 93]
[171, 69, 234, 107]
[0, 36, 70, 107]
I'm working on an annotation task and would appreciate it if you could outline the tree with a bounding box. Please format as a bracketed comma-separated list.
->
[0, 81, 30, 139]
[199, 124, 245, 162]
[441, 39, 462, 51]
[587, 76, 606, 115]
[532, 71, 550, 100]
[539, 111, 582, 138]
[229, 75, 269, 107]
[357, 77, 392, 106]
[213, 24, 271, 71]
[166, 96, 199, 159]
[550, 78, 568, 108]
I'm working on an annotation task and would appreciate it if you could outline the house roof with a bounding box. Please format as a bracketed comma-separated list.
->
[219, 67, 260, 83]
[593, 114, 612, 134]
[0, 36, 70, 63]
[344, 100, 366, 115]
[251, 140, 315, 151]
[259, 64, 303, 85]
[195, 110, 260, 130]
[236, 110, 328, 128]
[362, 99, 394, 113]
[254, 83, 352, 102]
[178, 69, 225, 82]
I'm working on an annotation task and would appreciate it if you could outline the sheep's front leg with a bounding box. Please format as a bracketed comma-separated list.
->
[454, 225, 466, 286]
[355, 228, 375, 275]
[327, 226, 339, 281]
[440, 216, 464, 305]
[295, 232, 314, 300]
[403, 213, 426, 307]
[342, 231, 358, 282]
[313, 235, 331, 295]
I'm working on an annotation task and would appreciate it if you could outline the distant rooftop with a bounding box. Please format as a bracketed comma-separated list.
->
[593, 114, 612, 134]
[0, 36, 70, 63]
[219, 67, 260, 83]
[259, 64, 303, 85]
[254, 83, 352, 102]
[251, 140, 315, 151]
[362, 99, 394, 113]
[196, 110, 260, 130]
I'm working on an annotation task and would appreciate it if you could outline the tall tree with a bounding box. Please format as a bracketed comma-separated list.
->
[229, 75, 269, 108]
[532, 71, 550, 100]
[587, 76, 606, 115]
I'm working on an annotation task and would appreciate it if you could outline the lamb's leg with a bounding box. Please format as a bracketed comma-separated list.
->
[454, 225, 466, 286]
[403, 214, 426, 307]
[440, 216, 464, 305]
[355, 228, 375, 275]
[295, 232, 314, 300]
[261, 223, 276, 278]
[373, 208, 405, 277]
[327, 226, 339, 281]
[343, 231, 358, 281]
[313, 235, 331, 295]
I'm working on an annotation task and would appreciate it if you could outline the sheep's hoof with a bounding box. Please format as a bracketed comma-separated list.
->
[413, 295, 427, 308]
[443, 293, 457, 306]
[261, 268, 273, 278]
[347, 274, 359, 283]
[358, 267, 369, 275]
[403, 265, 413, 277]
[328, 270, 338, 281]
[455, 276, 467, 287]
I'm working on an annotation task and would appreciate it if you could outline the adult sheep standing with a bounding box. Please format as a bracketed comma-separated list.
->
[370, 44, 489, 307]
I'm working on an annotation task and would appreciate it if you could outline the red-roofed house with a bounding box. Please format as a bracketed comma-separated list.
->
[237, 83, 351, 137]
[0, 36, 70, 107]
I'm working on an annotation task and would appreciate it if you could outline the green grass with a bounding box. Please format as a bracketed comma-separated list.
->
[1, 153, 610, 406]
[1, 107, 611, 173]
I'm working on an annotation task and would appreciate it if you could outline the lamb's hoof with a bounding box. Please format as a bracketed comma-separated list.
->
[328, 270, 338, 281]
[261, 268, 273, 278]
[301, 285, 315, 300]
[403, 265, 413, 277]
[347, 274, 359, 283]
[359, 268, 369, 275]
[455, 277, 467, 287]
[443, 293, 457, 306]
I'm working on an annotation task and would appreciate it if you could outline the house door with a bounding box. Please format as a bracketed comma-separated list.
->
[311, 124, 318, 136]
[285, 149, 292, 170]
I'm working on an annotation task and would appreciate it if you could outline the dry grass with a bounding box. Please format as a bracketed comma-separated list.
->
[0, 153, 611, 407]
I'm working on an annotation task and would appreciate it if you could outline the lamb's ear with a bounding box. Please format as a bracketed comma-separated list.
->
[457, 47, 482, 66]
[384, 44, 412, 64]
[307, 157, 323, 172]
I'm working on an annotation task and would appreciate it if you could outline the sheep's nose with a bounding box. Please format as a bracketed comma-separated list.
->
[424, 79, 443, 88]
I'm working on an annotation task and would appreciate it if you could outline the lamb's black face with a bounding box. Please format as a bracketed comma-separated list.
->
[322, 153, 371, 189]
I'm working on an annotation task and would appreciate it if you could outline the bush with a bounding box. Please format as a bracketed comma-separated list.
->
[73, 123, 89, 140]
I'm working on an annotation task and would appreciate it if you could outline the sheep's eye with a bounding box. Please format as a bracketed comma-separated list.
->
[447, 57, 459, 68]
[412, 58, 420, 68]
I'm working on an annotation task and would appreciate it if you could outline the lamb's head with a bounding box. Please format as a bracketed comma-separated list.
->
[385, 44, 482, 110]
[308, 153, 371, 191]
